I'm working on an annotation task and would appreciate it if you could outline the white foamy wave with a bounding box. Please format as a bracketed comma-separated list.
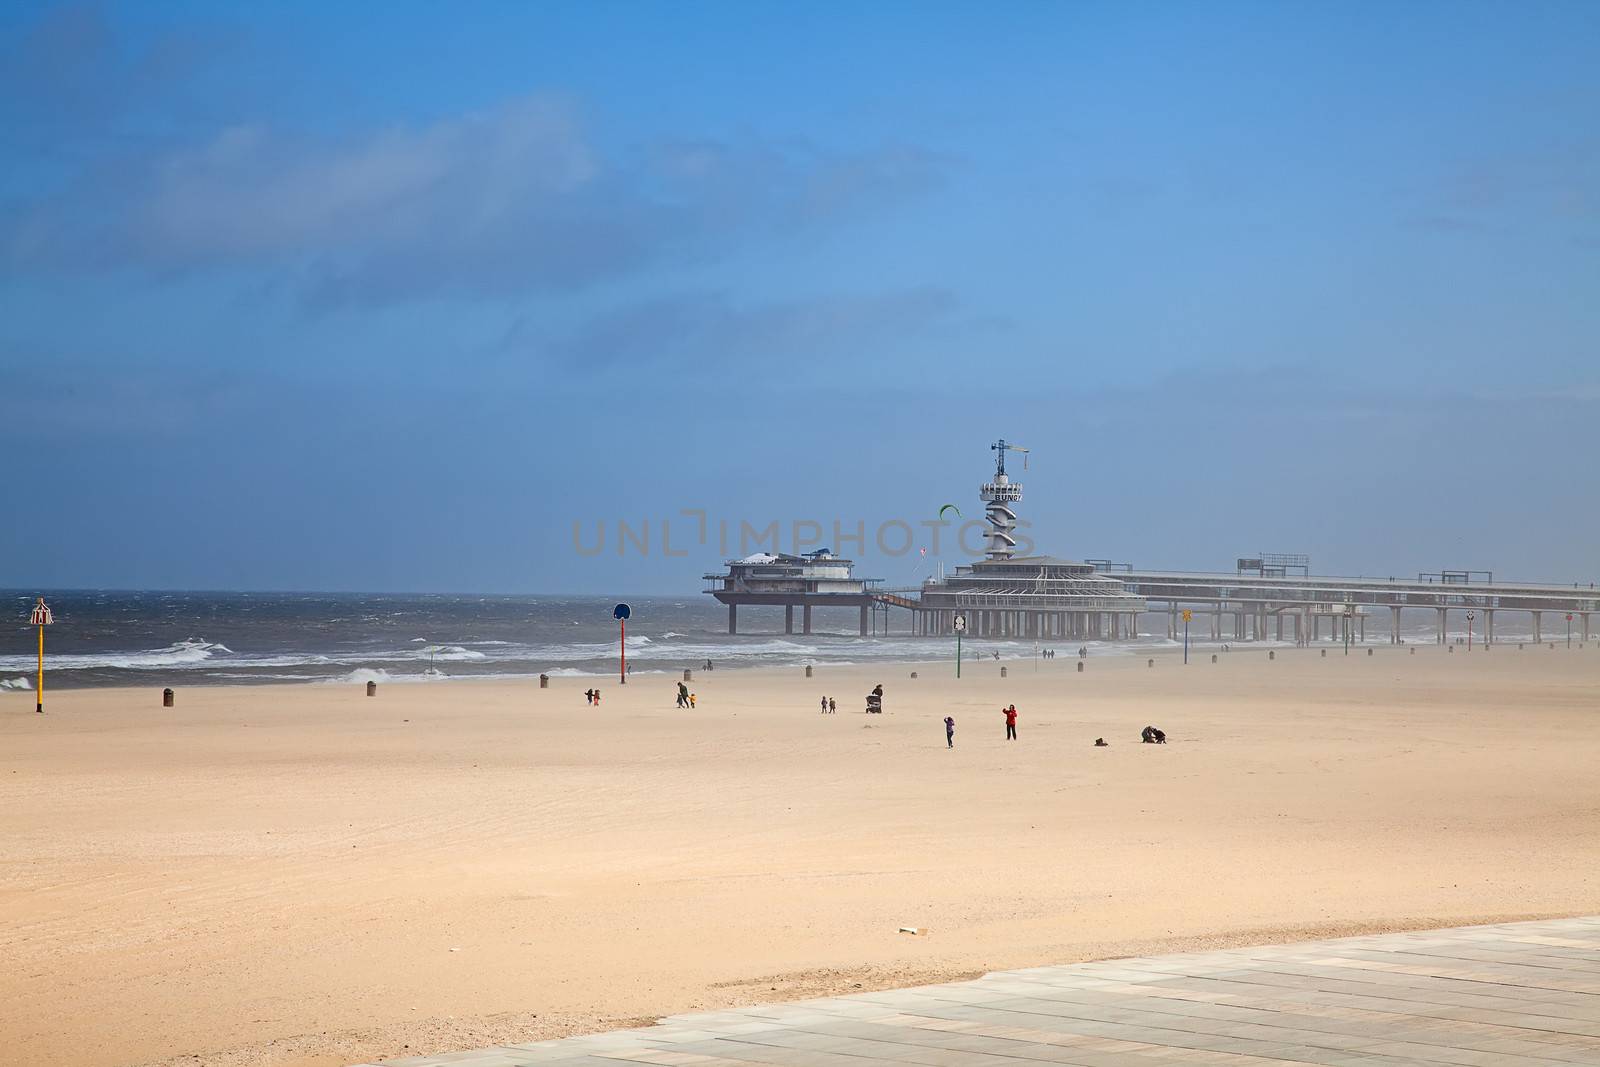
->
[1, 676, 32, 690]
[329, 667, 450, 685]
[0, 638, 233, 673]
[339, 668, 393, 685]
[421, 645, 487, 662]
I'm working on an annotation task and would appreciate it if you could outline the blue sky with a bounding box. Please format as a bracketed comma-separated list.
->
[3, 1, 1597, 593]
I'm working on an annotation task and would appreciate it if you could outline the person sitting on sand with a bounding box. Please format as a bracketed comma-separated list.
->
[1094, 737, 1108, 747]
[945, 716, 955, 748]
[1141, 725, 1166, 744]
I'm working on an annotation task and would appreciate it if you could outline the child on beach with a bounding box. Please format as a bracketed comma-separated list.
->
[689, 692, 696, 708]
[944, 716, 955, 748]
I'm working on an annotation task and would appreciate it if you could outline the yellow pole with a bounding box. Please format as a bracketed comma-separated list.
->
[37, 624, 44, 713]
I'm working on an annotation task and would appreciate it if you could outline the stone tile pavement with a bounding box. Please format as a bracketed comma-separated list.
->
[358, 916, 1600, 1066]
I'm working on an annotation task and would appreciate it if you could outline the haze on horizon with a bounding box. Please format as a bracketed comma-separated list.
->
[3, 1, 1597, 596]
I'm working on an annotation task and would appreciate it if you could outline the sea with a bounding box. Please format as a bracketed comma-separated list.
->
[0, 590, 1186, 691]
[0, 590, 1516, 692]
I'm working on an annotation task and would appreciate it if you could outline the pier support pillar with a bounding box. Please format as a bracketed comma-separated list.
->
[784, 605, 794, 634]
[1437, 608, 1447, 644]
[728, 603, 738, 634]
[1485, 609, 1495, 646]
[859, 604, 868, 637]
[1532, 611, 1542, 643]
[803, 604, 813, 635]
[1390, 606, 1401, 644]
[1584, 614, 1591, 641]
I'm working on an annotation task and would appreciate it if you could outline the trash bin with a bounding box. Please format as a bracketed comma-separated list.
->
[999, 666, 1007, 677]
[538, 674, 549, 689]
[1076, 661, 1084, 673]
[805, 665, 813, 678]
[1270, 651, 1277, 660]
[1147, 658, 1154, 668]
[683, 669, 692, 682]
[366, 680, 376, 697]
[162, 687, 174, 707]
[909, 671, 918, 679]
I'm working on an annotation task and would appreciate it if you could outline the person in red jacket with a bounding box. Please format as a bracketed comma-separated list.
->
[1002, 704, 1018, 740]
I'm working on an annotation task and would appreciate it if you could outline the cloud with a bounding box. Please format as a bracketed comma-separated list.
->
[4, 89, 948, 307]
[502, 286, 970, 377]
[0, 3, 235, 154]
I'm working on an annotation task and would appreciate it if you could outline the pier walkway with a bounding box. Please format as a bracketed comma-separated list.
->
[365, 916, 1600, 1067]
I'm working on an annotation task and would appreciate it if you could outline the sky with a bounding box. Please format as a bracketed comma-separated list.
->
[2, 0, 1597, 594]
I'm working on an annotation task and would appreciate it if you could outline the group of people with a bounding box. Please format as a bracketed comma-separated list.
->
[818, 695, 837, 714]
[583, 688, 602, 705]
[944, 703, 1019, 748]
[675, 681, 697, 708]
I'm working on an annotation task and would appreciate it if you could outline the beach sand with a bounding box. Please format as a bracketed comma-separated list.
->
[2, 644, 1597, 1067]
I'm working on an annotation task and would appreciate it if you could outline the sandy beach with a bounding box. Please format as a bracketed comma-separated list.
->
[2, 644, 1597, 1067]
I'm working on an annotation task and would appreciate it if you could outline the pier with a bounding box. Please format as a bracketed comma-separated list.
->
[704, 443, 1598, 644]
[1113, 565, 1598, 645]
[704, 550, 880, 636]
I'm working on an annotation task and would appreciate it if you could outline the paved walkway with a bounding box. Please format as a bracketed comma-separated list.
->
[365, 916, 1600, 1066]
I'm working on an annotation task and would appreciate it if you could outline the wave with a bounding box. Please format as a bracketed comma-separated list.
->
[1, 676, 31, 690]
[419, 645, 487, 662]
[330, 667, 450, 685]
[0, 638, 233, 672]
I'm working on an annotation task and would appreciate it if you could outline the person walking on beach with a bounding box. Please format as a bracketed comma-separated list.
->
[1003, 704, 1018, 741]
[585, 688, 594, 705]
[820, 695, 828, 714]
[689, 692, 696, 708]
[944, 716, 956, 748]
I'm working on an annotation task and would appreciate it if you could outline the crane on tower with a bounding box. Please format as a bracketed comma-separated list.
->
[991, 438, 1029, 477]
